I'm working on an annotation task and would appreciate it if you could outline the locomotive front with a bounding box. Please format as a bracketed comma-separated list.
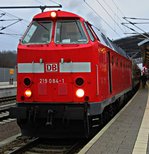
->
[10, 10, 100, 138]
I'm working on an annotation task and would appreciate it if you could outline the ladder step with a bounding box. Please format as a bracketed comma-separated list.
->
[92, 124, 99, 128]
[92, 118, 99, 121]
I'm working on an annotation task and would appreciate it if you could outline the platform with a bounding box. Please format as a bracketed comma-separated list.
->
[0, 81, 17, 89]
[0, 82, 17, 98]
[78, 84, 149, 154]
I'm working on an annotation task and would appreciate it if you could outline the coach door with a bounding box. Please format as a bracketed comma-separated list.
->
[107, 52, 112, 93]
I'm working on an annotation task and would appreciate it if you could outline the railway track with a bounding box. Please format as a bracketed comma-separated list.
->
[0, 110, 10, 121]
[0, 96, 16, 104]
[0, 96, 16, 123]
[0, 89, 139, 153]
[0, 96, 86, 154]
[1, 137, 86, 154]
[0, 109, 16, 123]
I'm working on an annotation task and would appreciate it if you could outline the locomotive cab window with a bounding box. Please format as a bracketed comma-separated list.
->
[22, 21, 52, 44]
[55, 20, 88, 44]
[84, 22, 95, 42]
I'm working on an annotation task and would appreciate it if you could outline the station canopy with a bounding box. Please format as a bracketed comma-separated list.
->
[138, 39, 149, 68]
[114, 33, 149, 68]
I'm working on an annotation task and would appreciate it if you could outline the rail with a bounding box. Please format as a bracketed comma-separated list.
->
[2, 138, 87, 154]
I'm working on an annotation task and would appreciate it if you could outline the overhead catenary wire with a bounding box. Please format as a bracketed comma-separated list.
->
[101, 0, 123, 23]
[0, 3, 62, 39]
[83, 0, 121, 37]
[123, 17, 149, 37]
[122, 22, 149, 25]
[124, 17, 149, 21]
[49, 0, 62, 6]
[0, 13, 5, 18]
[121, 23, 149, 40]
[35, 0, 44, 5]
[0, 4, 62, 36]
[0, 19, 22, 21]
[35, 0, 62, 8]
[0, 9, 29, 24]
[0, 2, 63, 41]
[0, 5, 62, 13]
[111, 0, 128, 34]
[102, 0, 128, 34]
[0, 19, 22, 31]
[0, 32, 22, 36]
[1, 24, 23, 38]
[0, 1, 61, 49]
[112, 0, 125, 17]
[0, 11, 25, 36]
[95, 0, 125, 33]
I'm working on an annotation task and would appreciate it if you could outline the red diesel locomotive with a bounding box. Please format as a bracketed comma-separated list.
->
[10, 10, 140, 138]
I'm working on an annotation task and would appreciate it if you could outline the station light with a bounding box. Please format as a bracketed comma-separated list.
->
[76, 89, 85, 98]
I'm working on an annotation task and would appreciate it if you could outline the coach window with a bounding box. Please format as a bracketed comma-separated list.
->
[55, 20, 88, 44]
[22, 21, 52, 44]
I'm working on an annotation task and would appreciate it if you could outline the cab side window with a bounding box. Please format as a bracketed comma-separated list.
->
[84, 22, 95, 42]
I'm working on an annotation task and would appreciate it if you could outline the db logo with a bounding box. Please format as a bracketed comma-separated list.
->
[46, 63, 58, 72]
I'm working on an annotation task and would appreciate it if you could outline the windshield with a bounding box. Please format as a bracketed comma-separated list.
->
[55, 20, 88, 44]
[22, 21, 52, 44]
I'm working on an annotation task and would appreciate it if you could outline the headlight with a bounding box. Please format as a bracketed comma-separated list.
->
[76, 89, 85, 98]
[51, 12, 57, 18]
[24, 89, 32, 98]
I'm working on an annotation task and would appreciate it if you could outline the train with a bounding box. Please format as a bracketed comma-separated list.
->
[10, 10, 140, 138]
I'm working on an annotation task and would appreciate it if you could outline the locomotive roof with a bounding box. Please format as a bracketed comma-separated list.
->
[33, 10, 128, 59]
[33, 10, 83, 20]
